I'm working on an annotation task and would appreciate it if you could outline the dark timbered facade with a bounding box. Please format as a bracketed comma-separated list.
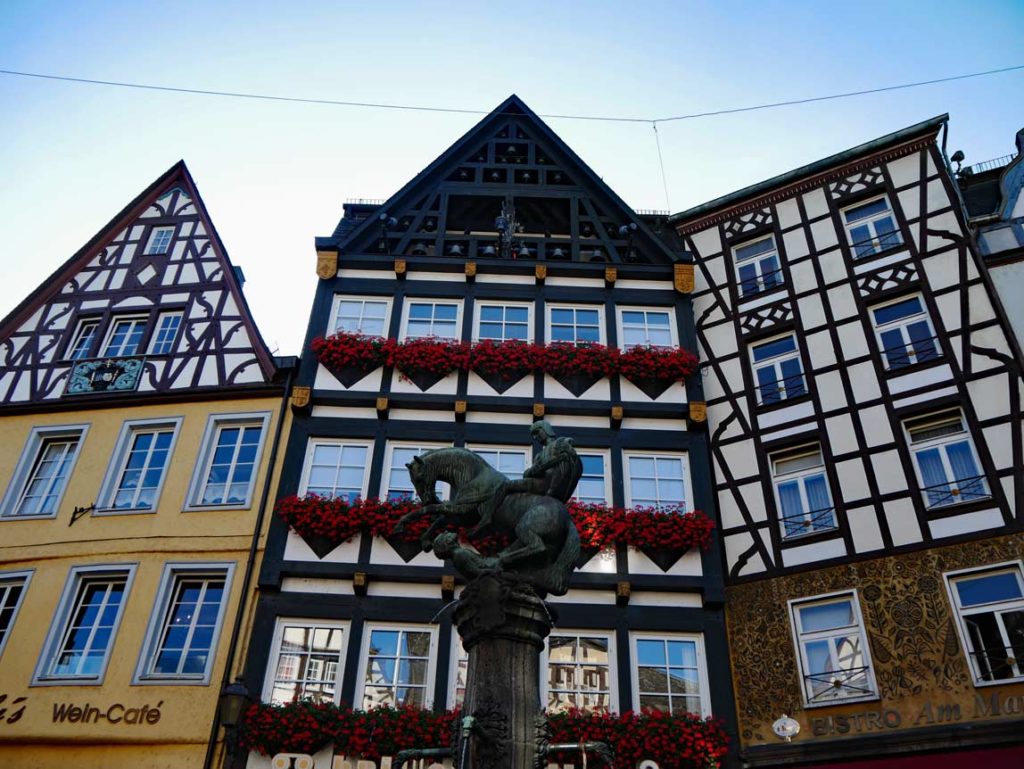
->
[671, 118, 1024, 766]
[243, 96, 737, 766]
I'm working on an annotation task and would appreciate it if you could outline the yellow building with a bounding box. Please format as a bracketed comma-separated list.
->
[0, 162, 295, 768]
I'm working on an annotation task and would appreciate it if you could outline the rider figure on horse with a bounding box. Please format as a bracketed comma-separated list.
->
[475, 420, 582, 534]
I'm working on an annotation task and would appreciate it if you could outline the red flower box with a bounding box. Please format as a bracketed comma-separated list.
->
[618, 344, 699, 383]
[539, 341, 619, 378]
[567, 500, 714, 553]
[389, 337, 470, 381]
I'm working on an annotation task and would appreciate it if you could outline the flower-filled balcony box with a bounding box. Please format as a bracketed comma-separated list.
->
[618, 344, 700, 400]
[390, 337, 470, 391]
[540, 342, 619, 397]
[238, 703, 730, 769]
[468, 338, 540, 393]
[311, 333, 392, 388]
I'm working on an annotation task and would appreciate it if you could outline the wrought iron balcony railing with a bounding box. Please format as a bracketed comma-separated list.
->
[805, 665, 874, 702]
[969, 644, 1024, 681]
[758, 371, 807, 405]
[881, 334, 942, 370]
[781, 506, 837, 537]
[921, 474, 989, 510]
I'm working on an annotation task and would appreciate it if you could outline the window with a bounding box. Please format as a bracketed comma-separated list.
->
[548, 306, 603, 344]
[332, 297, 389, 336]
[186, 413, 270, 509]
[946, 564, 1024, 684]
[790, 592, 877, 706]
[135, 563, 233, 683]
[734, 235, 783, 298]
[263, 619, 348, 704]
[618, 308, 674, 349]
[0, 571, 32, 659]
[448, 638, 468, 709]
[66, 318, 100, 360]
[1, 425, 87, 519]
[625, 453, 690, 510]
[148, 312, 182, 355]
[544, 632, 615, 713]
[299, 440, 369, 502]
[101, 315, 147, 357]
[146, 226, 175, 255]
[357, 625, 437, 709]
[99, 419, 180, 513]
[402, 301, 460, 339]
[383, 443, 451, 501]
[475, 303, 531, 342]
[870, 296, 940, 370]
[574, 452, 609, 504]
[842, 197, 902, 258]
[772, 445, 836, 538]
[751, 334, 806, 405]
[905, 411, 988, 509]
[632, 633, 710, 716]
[34, 565, 134, 684]
[468, 446, 528, 479]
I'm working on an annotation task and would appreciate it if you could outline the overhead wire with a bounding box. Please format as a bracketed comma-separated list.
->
[0, 63, 1022, 125]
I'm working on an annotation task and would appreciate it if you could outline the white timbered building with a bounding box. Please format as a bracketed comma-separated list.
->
[243, 96, 737, 764]
[671, 117, 1024, 767]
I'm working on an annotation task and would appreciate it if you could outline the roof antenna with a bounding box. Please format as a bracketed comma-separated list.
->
[652, 121, 671, 212]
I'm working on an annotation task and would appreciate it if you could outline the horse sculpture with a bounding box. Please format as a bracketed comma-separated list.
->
[392, 446, 580, 596]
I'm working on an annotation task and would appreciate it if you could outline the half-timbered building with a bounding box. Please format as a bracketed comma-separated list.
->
[242, 96, 737, 767]
[0, 162, 294, 769]
[671, 117, 1024, 767]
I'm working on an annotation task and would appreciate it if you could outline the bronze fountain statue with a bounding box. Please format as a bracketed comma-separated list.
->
[393, 421, 612, 769]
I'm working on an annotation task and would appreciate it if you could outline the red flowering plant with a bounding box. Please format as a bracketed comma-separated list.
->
[237, 704, 729, 768]
[276, 495, 421, 550]
[539, 341, 619, 378]
[389, 337, 470, 381]
[566, 500, 715, 553]
[617, 344, 699, 383]
[467, 338, 541, 377]
[310, 332, 393, 372]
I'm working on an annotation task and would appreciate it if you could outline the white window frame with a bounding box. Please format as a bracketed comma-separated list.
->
[903, 410, 989, 510]
[546, 304, 606, 345]
[615, 306, 677, 350]
[541, 629, 618, 714]
[447, 636, 468, 709]
[0, 569, 33, 660]
[66, 317, 101, 360]
[328, 295, 392, 337]
[32, 563, 137, 686]
[771, 444, 837, 539]
[382, 442, 453, 501]
[132, 561, 235, 685]
[184, 412, 272, 511]
[146, 226, 175, 255]
[733, 234, 784, 299]
[750, 332, 806, 406]
[841, 195, 903, 259]
[148, 311, 184, 355]
[572, 449, 612, 505]
[464, 444, 530, 480]
[623, 451, 692, 511]
[869, 294, 940, 371]
[472, 300, 534, 343]
[354, 622, 439, 710]
[96, 417, 183, 515]
[1, 424, 89, 520]
[944, 561, 1024, 687]
[298, 438, 372, 501]
[261, 617, 350, 704]
[399, 299, 463, 341]
[788, 589, 879, 708]
[630, 631, 712, 717]
[100, 314, 149, 358]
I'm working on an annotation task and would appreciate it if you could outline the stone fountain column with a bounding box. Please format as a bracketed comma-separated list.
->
[451, 572, 553, 769]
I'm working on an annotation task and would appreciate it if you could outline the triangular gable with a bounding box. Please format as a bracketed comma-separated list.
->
[0, 161, 277, 406]
[329, 95, 678, 265]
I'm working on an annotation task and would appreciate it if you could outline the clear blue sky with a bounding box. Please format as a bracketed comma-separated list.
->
[2, 1, 1022, 355]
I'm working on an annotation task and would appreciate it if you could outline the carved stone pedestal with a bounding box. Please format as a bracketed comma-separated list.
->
[451, 572, 553, 769]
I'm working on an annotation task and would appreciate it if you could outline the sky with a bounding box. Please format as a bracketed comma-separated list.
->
[2, 1, 1022, 356]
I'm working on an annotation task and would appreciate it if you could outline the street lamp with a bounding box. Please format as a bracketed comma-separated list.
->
[218, 677, 251, 731]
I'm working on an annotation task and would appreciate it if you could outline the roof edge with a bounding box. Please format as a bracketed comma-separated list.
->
[668, 114, 949, 225]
